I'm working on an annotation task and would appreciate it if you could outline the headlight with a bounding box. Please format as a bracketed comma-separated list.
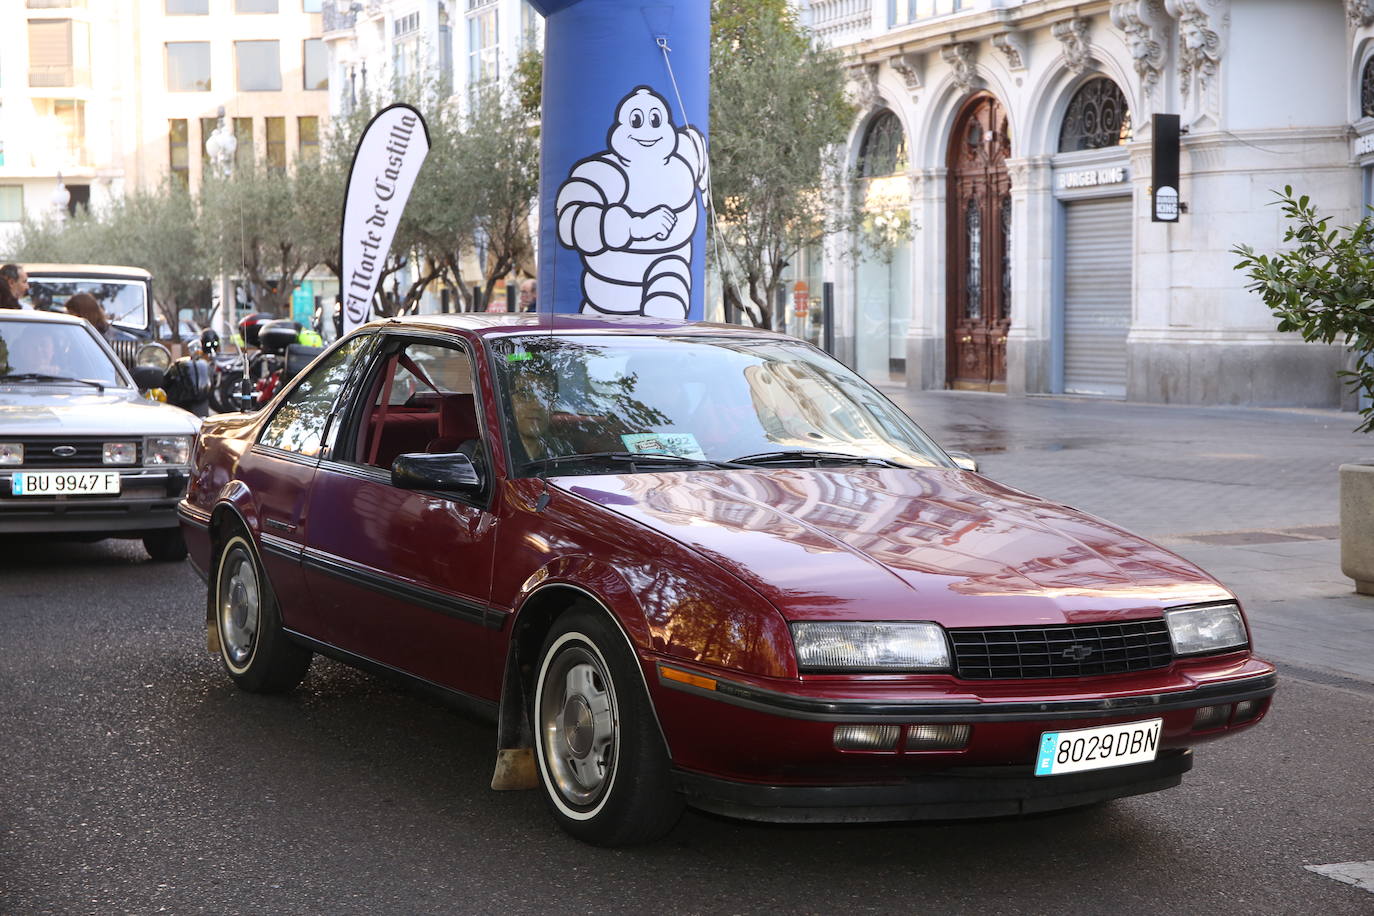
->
[136, 342, 172, 370]
[791, 621, 951, 672]
[144, 435, 191, 466]
[0, 442, 22, 465]
[1165, 603, 1248, 656]
[103, 441, 137, 465]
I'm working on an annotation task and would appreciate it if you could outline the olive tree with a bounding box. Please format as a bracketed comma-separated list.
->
[1233, 186, 1374, 432]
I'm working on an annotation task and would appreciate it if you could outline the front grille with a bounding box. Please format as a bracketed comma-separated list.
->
[7, 437, 141, 469]
[110, 338, 142, 371]
[950, 619, 1174, 680]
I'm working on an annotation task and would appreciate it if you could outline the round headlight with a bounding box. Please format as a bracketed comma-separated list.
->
[136, 342, 172, 370]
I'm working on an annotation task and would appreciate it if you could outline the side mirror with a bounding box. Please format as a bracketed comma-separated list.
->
[392, 452, 484, 492]
[947, 450, 980, 473]
[131, 365, 167, 391]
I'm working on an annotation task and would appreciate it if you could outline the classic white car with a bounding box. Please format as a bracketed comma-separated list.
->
[0, 310, 200, 560]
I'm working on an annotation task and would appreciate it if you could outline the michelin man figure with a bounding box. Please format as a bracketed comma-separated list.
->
[555, 86, 708, 318]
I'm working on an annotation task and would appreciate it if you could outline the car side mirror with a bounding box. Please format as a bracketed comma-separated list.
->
[947, 451, 979, 473]
[392, 452, 484, 493]
[131, 365, 167, 391]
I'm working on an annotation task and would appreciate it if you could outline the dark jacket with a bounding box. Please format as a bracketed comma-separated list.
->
[0, 285, 20, 310]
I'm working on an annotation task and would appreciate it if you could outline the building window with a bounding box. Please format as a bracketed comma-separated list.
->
[0, 187, 23, 222]
[234, 117, 254, 171]
[298, 116, 320, 163]
[166, 41, 211, 91]
[859, 110, 907, 178]
[303, 0, 321, 10]
[1058, 77, 1132, 153]
[439, 5, 454, 93]
[166, 0, 208, 13]
[53, 100, 86, 165]
[303, 38, 328, 90]
[236, 40, 282, 91]
[170, 119, 190, 189]
[28, 18, 90, 88]
[467, 3, 499, 86]
[1362, 57, 1374, 119]
[200, 116, 219, 170]
[236, 0, 278, 12]
[265, 117, 286, 170]
[26, 0, 89, 7]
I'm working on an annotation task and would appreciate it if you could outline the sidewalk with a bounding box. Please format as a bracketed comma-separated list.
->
[879, 387, 1374, 686]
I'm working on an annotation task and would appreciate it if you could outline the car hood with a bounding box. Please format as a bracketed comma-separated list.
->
[0, 387, 199, 436]
[558, 467, 1233, 629]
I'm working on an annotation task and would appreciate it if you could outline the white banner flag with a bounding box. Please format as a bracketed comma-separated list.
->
[339, 104, 430, 335]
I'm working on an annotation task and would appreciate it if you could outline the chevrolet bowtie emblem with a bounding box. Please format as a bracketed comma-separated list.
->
[1062, 644, 1095, 661]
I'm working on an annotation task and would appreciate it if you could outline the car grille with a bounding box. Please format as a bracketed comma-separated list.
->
[109, 338, 141, 371]
[949, 619, 1174, 680]
[7, 437, 141, 469]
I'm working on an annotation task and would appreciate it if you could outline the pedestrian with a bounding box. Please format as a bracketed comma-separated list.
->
[64, 292, 112, 337]
[518, 278, 537, 313]
[0, 264, 27, 309]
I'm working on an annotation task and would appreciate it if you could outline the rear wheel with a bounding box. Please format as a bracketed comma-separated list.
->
[142, 528, 187, 562]
[214, 533, 311, 693]
[532, 609, 683, 846]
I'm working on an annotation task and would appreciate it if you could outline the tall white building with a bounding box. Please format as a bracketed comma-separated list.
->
[799, 0, 1366, 410]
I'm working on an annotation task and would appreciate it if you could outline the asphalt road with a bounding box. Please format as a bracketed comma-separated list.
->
[3, 537, 1372, 915]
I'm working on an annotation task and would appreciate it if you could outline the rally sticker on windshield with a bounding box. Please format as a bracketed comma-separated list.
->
[621, 433, 706, 460]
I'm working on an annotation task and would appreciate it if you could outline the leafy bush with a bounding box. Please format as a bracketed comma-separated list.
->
[1233, 186, 1374, 432]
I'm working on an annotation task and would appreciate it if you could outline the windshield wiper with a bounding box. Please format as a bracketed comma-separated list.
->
[728, 449, 913, 469]
[0, 372, 105, 392]
[524, 451, 746, 474]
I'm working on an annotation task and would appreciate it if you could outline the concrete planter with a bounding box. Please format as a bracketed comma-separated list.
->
[1340, 462, 1374, 595]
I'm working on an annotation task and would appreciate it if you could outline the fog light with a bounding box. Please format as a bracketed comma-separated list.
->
[833, 724, 900, 751]
[906, 723, 972, 751]
[1192, 705, 1230, 730]
[1232, 699, 1262, 723]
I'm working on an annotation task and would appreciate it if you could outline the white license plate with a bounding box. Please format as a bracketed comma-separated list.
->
[1035, 718, 1162, 776]
[11, 470, 122, 496]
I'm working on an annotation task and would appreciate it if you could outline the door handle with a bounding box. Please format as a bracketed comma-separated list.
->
[961, 336, 973, 343]
[998, 336, 1007, 344]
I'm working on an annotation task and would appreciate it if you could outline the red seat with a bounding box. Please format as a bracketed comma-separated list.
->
[426, 394, 480, 453]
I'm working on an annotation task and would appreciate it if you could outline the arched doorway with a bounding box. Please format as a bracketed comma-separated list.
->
[855, 109, 911, 382]
[946, 94, 1011, 391]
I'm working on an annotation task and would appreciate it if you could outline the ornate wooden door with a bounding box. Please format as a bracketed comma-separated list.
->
[946, 94, 1011, 391]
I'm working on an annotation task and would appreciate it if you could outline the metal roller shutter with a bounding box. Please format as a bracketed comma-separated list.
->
[1063, 196, 1132, 397]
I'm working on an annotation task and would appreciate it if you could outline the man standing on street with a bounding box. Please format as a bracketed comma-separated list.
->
[518, 278, 537, 313]
[0, 264, 27, 309]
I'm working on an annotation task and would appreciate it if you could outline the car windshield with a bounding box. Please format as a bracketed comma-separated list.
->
[25, 278, 150, 332]
[491, 334, 951, 474]
[0, 319, 125, 387]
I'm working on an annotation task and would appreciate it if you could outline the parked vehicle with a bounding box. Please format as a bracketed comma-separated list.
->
[24, 264, 210, 414]
[180, 314, 1276, 845]
[1, 310, 200, 560]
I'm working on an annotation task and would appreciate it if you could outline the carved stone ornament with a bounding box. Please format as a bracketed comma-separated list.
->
[1110, 1, 1168, 103]
[889, 52, 923, 91]
[1052, 18, 1092, 75]
[941, 43, 978, 94]
[848, 62, 882, 109]
[1167, 0, 1225, 109]
[992, 31, 1028, 72]
[1350, 0, 1374, 27]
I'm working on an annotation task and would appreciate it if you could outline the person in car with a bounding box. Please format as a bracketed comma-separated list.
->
[0, 264, 27, 309]
[64, 292, 112, 338]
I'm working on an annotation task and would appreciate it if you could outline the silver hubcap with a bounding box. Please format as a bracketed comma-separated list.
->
[540, 648, 617, 808]
[219, 547, 259, 668]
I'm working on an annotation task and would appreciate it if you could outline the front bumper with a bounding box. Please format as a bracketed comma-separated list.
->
[648, 655, 1275, 822]
[0, 469, 188, 534]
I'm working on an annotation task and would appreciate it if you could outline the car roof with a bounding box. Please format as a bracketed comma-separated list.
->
[23, 264, 152, 280]
[0, 309, 85, 325]
[359, 312, 794, 341]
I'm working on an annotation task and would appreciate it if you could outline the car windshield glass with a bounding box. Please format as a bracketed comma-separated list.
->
[0, 320, 125, 387]
[25, 278, 150, 332]
[491, 334, 950, 474]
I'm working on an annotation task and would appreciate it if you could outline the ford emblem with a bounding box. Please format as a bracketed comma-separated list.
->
[52, 445, 78, 458]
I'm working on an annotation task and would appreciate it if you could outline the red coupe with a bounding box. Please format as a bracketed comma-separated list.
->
[179, 314, 1275, 845]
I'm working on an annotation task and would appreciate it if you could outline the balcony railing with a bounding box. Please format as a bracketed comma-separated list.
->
[322, 0, 357, 33]
[811, 0, 872, 43]
[29, 65, 90, 89]
[26, 0, 87, 8]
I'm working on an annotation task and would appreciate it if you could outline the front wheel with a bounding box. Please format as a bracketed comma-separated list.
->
[213, 533, 311, 693]
[533, 609, 683, 846]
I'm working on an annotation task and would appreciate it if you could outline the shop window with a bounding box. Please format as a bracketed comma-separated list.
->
[1362, 57, 1374, 119]
[170, 119, 190, 189]
[304, 38, 328, 90]
[166, 41, 211, 91]
[298, 116, 320, 163]
[0, 187, 23, 222]
[236, 40, 282, 91]
[166, 0, 209, 13]
[266, 117, 286, 170]
[859, 110, 907, 178]
[1058, 77, 1131, 152]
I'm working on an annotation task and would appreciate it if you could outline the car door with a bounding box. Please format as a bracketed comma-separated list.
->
[239, 333, 376, 638]
[303, 332, 501, 700]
